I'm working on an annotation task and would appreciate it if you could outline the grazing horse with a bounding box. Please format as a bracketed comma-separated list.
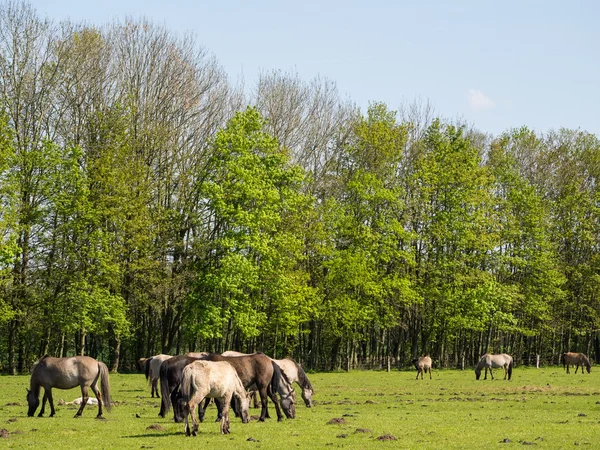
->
[159, 354, 205, 422]
[26, 355, 112, 418]
[202, 353, 295, 422]
[181, 361, 250, 435]
[223, 351, 314, 407]
[412, 356, 432, 380]
[475, 353, 513, 380]
[563, 352, 591, 374]
[144, 354, 172, 398]
[272, 358, 314, 407]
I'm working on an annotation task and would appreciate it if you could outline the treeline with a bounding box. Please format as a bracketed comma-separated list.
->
[0, 2, 599, 373]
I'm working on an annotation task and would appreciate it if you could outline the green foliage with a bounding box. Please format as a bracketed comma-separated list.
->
[188, 108, 315, 341]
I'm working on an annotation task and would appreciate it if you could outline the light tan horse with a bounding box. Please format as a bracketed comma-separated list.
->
[411, 356, 432, 380]
[180, 360, 250, 435]
[26, 355, 112, 418]
[563, 352, 591, 374]
[475, 353, 513, 380]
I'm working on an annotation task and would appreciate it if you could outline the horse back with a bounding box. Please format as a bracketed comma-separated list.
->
[33, 356, 99, 389]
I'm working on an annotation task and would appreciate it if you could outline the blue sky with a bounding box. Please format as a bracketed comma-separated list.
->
[30, 0, 600, 136]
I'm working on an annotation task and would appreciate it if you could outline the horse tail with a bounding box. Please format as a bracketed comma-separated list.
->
[159, 361, 172, 414]
[179, 366, 193, 405]
[507, 357, 513, 381]
[98, 362, 112, 411]
[144, 357, 153, 382]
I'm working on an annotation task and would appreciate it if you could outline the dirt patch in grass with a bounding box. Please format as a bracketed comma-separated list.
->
[327, 418, 347, 425]
[145, 424, 165, 431]
[377, 434, 397, 441]
[355, 428, 372, 433]
[0, 429, 9, 438]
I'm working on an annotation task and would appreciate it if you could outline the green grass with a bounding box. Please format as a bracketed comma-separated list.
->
[1, 366, 599, 448]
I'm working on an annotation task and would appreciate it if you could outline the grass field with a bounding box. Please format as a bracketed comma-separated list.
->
[1, 366, 599, 449]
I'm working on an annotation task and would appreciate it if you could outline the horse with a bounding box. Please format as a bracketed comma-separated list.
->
[158, 354, 205, 422]
[202, 352, 296, 422]
[412, 355, 432, 380]
[223, 351, 314, 407]
[563, 352, 591, 374]
[26, 355, 112, 418]
[475, 353, 513, 380]
[272, 358, 314, 407]
[180, 360, 250, 435]
[143, 354, 172, 398]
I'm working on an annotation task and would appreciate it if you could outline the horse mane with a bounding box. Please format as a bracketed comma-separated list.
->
[295, 362, 313, 390]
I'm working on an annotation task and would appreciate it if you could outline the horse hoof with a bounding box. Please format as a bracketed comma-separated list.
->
[74, 415, 81, 418]
[95, 415, 106, 420]
[37, 413, 44, 418]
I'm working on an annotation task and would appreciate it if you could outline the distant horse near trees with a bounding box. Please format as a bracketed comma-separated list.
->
[26, 355, 112, 418]
[475, 353, 513, 380]
[563, 352, 591, 374]
[180, 360, 250, 435]
[411, 356, 432, 380]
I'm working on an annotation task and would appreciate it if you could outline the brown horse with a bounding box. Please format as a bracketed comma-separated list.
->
[181, 361, 250, 435]
[563, 352, 591, 374]
[223, 351, 313, 407]
[26, 355, 112, 418]
[412, 356, 432, 380]
[202, 353, 295, 422]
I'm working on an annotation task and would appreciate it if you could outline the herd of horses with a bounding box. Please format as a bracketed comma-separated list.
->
[25, 350, 592, 435]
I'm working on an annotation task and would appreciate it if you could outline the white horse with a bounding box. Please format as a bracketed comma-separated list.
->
[475, 353, 513, 380]
[180, 360, 250, 435]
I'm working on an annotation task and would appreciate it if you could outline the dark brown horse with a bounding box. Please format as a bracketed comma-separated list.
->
[563, 352, 591, 374]
[26, 355, 112, 418]
[202, 353, 295, 422]
[158, 355, 204, 422]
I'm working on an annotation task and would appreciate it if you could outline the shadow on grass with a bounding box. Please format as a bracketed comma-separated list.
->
[122, 432, 183, 438]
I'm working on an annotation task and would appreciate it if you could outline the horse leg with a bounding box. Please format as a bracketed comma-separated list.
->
[214, 398, 223, 421]
[267, 388, 284, 422]
[90, 381, 104, 418]
[257, 388, 269, 422]
[252, 391, 259, 409]
[429, 367, 432, 380]
[47, 389, 56, 417]
[220, 394, 231, 434]
[489, 368, 494, 380]
[483, 367, 488, 380]
[37, 389, 48, 417]
[75, 386, 89, 417]
[198, 397, 211, 423]
[575, 364, 580, 374]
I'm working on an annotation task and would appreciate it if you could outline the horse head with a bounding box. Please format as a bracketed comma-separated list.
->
[301, 387, 314, 407]
[26, 388, 39, 417]
[237, 394, 250, 424]
[474, 367, 482, 380]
